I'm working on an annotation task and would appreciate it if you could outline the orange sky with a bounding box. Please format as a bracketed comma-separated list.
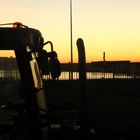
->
[0, 0, 140, 63]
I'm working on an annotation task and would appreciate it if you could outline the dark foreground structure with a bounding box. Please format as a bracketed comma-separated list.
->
[0, 22, 60, 140]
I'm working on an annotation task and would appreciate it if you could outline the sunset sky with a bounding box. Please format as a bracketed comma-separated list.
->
[0, 0, 140, 63]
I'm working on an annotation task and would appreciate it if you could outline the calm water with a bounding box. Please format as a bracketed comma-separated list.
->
[57, 72, 133, 80]
[0, 70, 20, 80]
[0, 70, 133, 80]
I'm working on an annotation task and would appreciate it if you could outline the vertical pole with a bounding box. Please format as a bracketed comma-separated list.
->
[68, 62, 71, 80]
[103, 52, 105, 78]
[70, 0, 73, 80]
[76, 38, 87, 132]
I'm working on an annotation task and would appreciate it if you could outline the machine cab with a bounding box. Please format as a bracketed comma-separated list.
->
[0, 23, 47, 110]
[0, 23, 59, 140]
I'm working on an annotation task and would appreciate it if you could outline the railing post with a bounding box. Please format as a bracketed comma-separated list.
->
[76, 38, 87, 132]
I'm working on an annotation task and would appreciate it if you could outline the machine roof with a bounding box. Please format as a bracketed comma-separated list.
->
[0, 27, 43, 51]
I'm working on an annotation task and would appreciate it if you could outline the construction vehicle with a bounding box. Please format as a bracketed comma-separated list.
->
[0, 22, 61, 140]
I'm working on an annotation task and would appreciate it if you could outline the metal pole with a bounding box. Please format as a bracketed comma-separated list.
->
[70, 0, 73, 80]
[103, 52, 105, 78]
[76, 38, 87, 132]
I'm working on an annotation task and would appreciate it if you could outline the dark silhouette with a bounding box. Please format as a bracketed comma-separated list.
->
[76, 38, 87, 131]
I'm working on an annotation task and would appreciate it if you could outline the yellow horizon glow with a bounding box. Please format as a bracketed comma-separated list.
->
[0, 0, 140, 63]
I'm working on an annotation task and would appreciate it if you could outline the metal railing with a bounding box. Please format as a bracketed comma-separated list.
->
[0, 65, 140, 81]
[0, 69, 20, 80]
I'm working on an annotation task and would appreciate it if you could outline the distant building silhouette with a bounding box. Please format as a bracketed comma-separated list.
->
[1, 57, 140, 79]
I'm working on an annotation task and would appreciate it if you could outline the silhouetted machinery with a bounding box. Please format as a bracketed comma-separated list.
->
[0, 22, 61, 140]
